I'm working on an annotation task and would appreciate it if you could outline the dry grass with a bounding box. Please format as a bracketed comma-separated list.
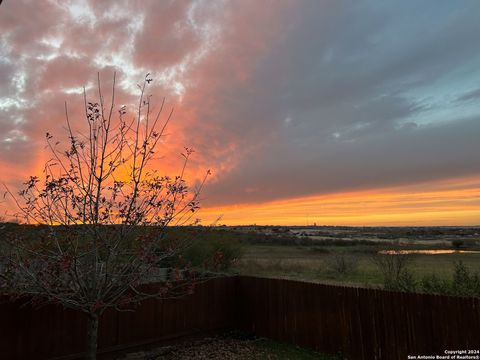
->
[233, 244, 480, 288]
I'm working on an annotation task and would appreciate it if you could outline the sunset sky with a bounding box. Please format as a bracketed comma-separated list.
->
[0, 0, 479, 226]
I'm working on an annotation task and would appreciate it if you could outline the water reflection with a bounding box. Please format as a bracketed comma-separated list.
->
[379, 249, 480, 255]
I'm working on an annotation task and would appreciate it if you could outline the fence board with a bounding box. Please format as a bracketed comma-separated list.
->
[0, 277, 238, 360]
[1, 276, 479, 359]
[238, 276, 480, 360]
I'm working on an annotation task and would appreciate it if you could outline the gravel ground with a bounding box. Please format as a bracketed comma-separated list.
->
[117, 337, 278, 360]
[116, 334, 340, 360]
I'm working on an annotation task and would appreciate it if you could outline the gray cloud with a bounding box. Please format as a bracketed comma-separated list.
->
[198, 0, 480, 205]
[457, 88, 480, 103]
[204, 116, 480, 205]
[0, 0, 479, 208]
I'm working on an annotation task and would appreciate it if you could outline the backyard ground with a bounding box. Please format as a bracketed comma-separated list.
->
[116, 334, 340, 360]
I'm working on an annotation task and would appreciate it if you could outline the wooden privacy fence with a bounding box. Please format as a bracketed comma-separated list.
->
[0, 277, 238, 360]
[238, 276, 480, 360]
[1, 275, 479, 359]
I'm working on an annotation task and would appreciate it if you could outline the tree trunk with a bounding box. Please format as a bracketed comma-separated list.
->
[85, 313, 99, 360]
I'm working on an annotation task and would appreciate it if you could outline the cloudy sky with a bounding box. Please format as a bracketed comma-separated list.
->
[1, 0, 479, 225]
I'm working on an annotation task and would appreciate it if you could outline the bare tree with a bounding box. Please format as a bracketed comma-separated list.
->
[1, 73, 210, 359]
[372, 253, 416, 292]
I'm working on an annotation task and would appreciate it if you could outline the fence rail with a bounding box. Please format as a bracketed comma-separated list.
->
[1, 276, 479, 359]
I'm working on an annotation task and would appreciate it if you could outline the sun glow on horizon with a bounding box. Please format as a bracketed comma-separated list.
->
[198, 176, 480, 226]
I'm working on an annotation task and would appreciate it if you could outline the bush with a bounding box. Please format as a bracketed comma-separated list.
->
[325, 254, 358, 277]
[451, 240, 464, 249]
[372, 254, 416, 292]
[451, 261, 480, 297]
[182, 235, 244, 272]
[393, 270, 417, 292]
[420, 274, 450, 295]
[420, 261, 480, 297]
[463, 239, 480, 247]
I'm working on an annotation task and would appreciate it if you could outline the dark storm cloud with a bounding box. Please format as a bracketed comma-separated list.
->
[204, 116, 480, 205]
[199, 0, 480, 205]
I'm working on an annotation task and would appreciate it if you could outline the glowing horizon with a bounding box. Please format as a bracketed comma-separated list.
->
[199, 176, 480, 226]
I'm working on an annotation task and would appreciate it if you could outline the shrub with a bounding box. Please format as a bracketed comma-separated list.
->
[393, 270, 417, 292]
[420, 261, 480, 297]
[182, 235, 244, 272]
[461, 239, 479, 248]
[372, 253, 416, 292]
[451, 240, 464, 249]
[420, 274, 450, 295]
[451, 261, 480, 297]
[325, 254, 358, 277]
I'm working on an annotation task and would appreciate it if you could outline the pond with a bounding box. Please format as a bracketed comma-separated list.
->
[378, 249, 480, 255]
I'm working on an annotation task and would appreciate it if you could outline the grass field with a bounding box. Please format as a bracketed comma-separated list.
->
[2, 223, 479, 293]
[233, 243, 480, 288]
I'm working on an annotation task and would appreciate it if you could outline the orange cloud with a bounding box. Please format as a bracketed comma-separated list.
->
[2, 1, 480, 227]
[198, 176, 480, 226]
